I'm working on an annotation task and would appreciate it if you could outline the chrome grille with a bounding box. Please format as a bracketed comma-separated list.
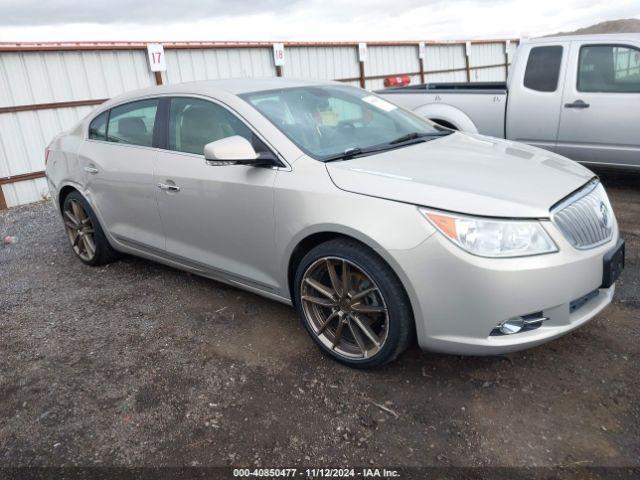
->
[552, 180, 614, 249]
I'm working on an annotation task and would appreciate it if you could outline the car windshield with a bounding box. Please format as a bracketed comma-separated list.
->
[240, 85, 447, 161]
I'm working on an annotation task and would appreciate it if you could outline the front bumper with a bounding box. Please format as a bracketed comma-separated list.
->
[390, 219, 619, 355]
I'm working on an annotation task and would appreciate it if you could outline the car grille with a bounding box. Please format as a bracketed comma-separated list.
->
[551, 179, 614, 249]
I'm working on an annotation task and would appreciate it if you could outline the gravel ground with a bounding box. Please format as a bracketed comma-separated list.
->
[0, 170, 638, 470]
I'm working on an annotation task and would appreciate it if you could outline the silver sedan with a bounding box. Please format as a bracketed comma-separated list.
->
[45, 78, 625, 367]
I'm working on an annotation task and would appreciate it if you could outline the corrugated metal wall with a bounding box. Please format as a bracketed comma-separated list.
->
[367, 45, 421, 90]
[424, 44, 468, 83]
[164, 48, 274, 83]
[285, 46, 360, 81]
[0, 40, 516, 208]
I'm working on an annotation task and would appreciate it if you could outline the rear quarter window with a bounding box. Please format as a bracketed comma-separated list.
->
[88, 111, 108, 140]
[523, 46, 563, 92]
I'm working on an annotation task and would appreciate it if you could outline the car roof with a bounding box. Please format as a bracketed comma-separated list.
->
[104, 77, 338, 107]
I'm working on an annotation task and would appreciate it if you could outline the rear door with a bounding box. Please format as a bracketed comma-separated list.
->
[80, 98, 165, 250]
[506, 42, 568, 151]
[556, 41, 640, 167]
[152, 96, 280, 291]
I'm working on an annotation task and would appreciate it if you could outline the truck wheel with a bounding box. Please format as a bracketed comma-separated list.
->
[431, 119, 458, 130]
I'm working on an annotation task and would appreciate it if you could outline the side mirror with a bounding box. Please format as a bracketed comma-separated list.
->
[204, 135, 259, 166]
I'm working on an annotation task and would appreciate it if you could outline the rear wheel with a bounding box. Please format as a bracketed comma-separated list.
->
[62, 191, 120, 266]
[293, 239, 413, 368]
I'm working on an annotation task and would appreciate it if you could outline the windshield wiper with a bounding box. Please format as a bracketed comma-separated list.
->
[324, 147, 364, 162]
[324, 130, 454, 162]
[388, 131, 452, 145]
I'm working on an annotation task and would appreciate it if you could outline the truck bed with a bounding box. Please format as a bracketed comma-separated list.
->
[377, 82, 508, 138]
[379, 81, 507, 93]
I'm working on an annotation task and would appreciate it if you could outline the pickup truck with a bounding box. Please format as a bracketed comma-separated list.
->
[378, 34, 640, 169]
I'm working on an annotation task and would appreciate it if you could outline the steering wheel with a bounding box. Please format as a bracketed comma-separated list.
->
[338, 121, 356, 133]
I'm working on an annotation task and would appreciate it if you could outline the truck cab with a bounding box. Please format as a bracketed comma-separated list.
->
[379, 34, 640, 169]
[509, 35, 640, 168]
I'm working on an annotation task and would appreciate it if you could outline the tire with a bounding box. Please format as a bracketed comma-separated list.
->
[293, 238, 414, 368]
[61, 190, 120, 266]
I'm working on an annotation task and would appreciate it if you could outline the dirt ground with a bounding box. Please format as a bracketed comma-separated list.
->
[1, 169, 638, 471]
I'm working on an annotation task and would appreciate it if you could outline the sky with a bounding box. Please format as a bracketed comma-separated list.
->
[0, 0, 639, 42]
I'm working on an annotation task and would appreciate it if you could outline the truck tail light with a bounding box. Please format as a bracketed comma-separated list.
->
[383, 75, 411, 88]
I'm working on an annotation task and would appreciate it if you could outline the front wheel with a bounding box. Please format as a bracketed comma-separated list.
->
[293, 239, 414, 368]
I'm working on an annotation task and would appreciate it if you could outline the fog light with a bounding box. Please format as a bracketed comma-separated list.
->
[499, 317, 525, 335]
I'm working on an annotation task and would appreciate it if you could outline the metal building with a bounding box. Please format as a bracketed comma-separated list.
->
[0, 39, 517, 208]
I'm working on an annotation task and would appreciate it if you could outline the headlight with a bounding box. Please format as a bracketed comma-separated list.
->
[419, 208, 558, 258]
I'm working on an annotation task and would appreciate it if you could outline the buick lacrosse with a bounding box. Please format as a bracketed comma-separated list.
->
[46, 79, 625, 367]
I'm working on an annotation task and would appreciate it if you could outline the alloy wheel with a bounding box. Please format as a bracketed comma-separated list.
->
[300, 257, 389, 359]
[63, 199, 96, 261]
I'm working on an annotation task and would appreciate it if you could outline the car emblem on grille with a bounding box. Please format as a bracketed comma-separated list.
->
[598, 201, 611, 229]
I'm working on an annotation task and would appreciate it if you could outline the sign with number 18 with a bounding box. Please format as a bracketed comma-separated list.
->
[273, 43, 285, 66]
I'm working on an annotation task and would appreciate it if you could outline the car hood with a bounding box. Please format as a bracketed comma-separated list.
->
[325, 132, 595, 218]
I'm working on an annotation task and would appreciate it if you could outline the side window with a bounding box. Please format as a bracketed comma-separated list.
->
[107, 99, 159, 147]
[523, 46, 563, 92]
[168, 97, 261, 155]
[88, 111, 108, 140]
[578, 45, 640, 93]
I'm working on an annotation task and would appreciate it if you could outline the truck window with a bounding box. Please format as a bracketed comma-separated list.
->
[578, 45, 640, 93]
[523, 46, 563, 92]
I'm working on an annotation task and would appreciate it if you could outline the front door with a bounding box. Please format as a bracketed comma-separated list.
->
[153, 96, 280, 291]
[556, 41, 640, 167]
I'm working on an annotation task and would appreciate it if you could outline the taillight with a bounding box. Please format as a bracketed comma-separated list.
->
[45, 147, 51, 165]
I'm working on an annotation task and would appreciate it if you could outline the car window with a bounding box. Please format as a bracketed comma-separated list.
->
[241, 85, 441, 160]
[168, 97, 263, 155]
[325, 97, 395, 131]
[523, 46, 563, 92]
[88, 111, 108, 141]
[107, 99, 159, 147]
[578, 45, 640, 93]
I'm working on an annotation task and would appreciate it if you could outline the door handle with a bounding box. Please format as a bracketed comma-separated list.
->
[157, 182, 180, 192]
[84, 166, 99, 174]
[564, 100, 590, 109]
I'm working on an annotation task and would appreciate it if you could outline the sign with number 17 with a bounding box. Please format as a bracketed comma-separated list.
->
[147, 44, 166, 72]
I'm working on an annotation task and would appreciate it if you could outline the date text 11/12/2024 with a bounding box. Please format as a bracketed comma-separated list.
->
[233, 468, 400, 478]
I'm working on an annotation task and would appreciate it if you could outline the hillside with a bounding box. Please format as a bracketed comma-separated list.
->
[553, 18, 640, 35]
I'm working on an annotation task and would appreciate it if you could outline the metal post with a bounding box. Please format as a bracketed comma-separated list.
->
[504, 52, 509, 79]
[359, 61, 366, 88]
[419, 58, 425, 84]
[504, 41, 510, 79]
[464, 43, 471, 82]
[154, 71, 163, 85]
[275, 65, 283, 77]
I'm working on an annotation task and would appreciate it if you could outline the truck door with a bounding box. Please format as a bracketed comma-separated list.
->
[556, 41, 640, 167]
[506, 42, 568, 152]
